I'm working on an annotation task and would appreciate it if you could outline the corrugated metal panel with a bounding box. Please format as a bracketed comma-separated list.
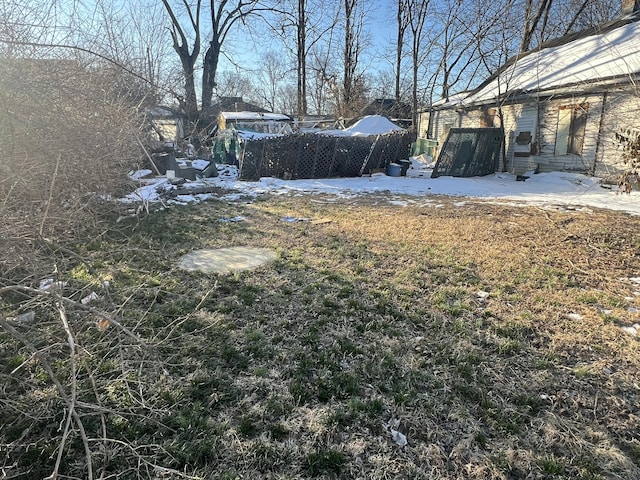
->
[432, 128, 503, 178]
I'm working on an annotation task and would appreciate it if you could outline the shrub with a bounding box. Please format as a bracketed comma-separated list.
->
[0, 55, 145, 280]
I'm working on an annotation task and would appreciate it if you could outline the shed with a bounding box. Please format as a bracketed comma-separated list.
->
[146, 106, 185, 148]
[218, 111, 293, 134]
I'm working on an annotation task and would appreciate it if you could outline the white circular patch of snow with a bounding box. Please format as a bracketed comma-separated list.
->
[178, 247, 276, 274]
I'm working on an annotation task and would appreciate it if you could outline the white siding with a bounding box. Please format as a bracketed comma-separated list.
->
[595, 90, 640, 180]
[534, 95, 603, 173]
[429, 109, 460, 157]
[417, 111, 430, 139]
[504, 104, 537, 174]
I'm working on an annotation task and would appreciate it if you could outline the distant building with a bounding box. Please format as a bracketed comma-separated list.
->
[146, 106, 185, 146]
[361, 99, 412, 128]
[218, 111, 292, 134]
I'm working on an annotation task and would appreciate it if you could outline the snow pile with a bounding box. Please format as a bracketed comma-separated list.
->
[343, 115, 405, 136]
[221, 112, 290, 121]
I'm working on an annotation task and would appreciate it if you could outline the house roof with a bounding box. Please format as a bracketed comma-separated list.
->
[438, 15, 640, 108]
[361, 99, 412, 118]
[220, 111, 291, 122]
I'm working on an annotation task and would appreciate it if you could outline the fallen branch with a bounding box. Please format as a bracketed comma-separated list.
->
[0, 312, 93, 480]
[0, 284, 147, 347]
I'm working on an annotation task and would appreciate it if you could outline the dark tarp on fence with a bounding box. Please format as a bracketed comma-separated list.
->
[431, 128, 503, 178]
[238, 131, 412, 180]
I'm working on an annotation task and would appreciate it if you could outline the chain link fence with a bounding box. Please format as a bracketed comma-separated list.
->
[238, 131, 413, 180]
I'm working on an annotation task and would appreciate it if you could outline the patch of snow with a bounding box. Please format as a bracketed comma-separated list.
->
[621, 324, 640, 337]
[191, 159, 211, 170]
[119, 163, 640, 217]
[129, 169, 152, 180]
[237, 130, 283, 140]
[221, 111, 290, 121]
[120, 177, 170, 204]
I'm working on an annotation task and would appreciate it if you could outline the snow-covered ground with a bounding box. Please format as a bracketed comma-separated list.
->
[124, 160, 640, 216]
[123, 114, 640, 215]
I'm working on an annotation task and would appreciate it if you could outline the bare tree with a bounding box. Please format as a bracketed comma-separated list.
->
[407, 0, 430, 130]
[160, 0, 264, 125]
[396, 0, 410, 111]
[518, 0, 618, 52]
[559, 0, 619, 33]
[296, 0, 308, 116]
[264, 0, 339, 118]
[341, 0, 368, 117]
[308, 37, 339, 114]
[255, 50, 290, 111]
[431, 0, 502, 100]
[520, 0, 554, 52]
[70, 1, 172, 107]
[216, 70, 256, 101]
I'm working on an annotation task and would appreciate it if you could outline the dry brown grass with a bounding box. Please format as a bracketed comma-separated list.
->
[2, 192, 639, 479]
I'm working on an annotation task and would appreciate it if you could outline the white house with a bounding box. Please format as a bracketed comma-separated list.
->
[420, 2, 640, 180]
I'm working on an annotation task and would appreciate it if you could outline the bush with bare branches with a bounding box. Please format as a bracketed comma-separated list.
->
[0, 51, 157, 479]
[0, 56, 144, 279]
[616, 127, 640, 193]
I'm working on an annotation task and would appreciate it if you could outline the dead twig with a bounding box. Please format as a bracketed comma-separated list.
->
[39, 155, 61, 237]
[0, 285, 147, 347]
[0, 312, 93, 480]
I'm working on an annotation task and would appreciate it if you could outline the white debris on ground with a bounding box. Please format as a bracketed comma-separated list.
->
[121, 161, 640, 217]
[81, 292, 100, 305]
[386, 418, 408, 447]
[621, 324, 640, 337]
[38, 278, 67, 291]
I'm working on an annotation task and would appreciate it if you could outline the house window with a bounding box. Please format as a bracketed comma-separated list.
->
[555, 104, 588, 155]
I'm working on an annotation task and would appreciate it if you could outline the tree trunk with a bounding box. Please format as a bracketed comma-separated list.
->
[297, 0, 308, 118]
[412, 33, 419, 130]
[202, 36, 221, 117]
[343, 0, 355, 117]
[395, 0, 406, 113]
[181, 59, 199, 124]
